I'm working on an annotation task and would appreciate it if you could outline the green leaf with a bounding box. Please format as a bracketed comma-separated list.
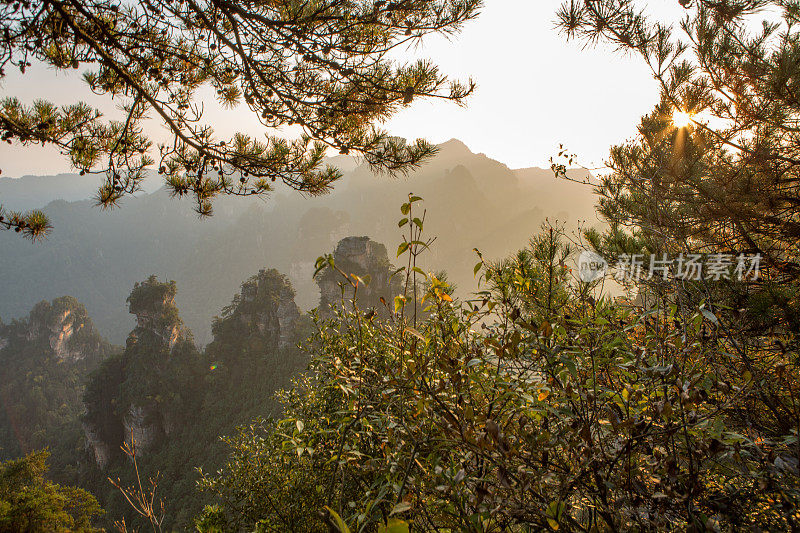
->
[700, 308, 718, 323]
[390, 501, 412, 516]
[351, 273, 371, 286]
[398, 218, 409, 228]
[324, 507, 351, 533]
[397, 242, 410, 257]
[400, 203, 411, 215]
[546, 500, 565, 530]
[412, 217, 423, 229]
[313, 255, 333, 278]
[559, 357, 577, 378]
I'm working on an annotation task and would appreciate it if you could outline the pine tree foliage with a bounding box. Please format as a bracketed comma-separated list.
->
[487, 224, 574, 319]
[0, 0, 481, 236]
[555, 0, 800, 333]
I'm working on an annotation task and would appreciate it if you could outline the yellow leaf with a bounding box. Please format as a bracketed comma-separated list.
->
[538, 389, 550, 401]
[379, 518, 410, 533]
[404, 327, 426, 342]
[324, 507, 351, 533]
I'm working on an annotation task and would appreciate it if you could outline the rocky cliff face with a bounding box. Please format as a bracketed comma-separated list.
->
[120, 277, 189, 452]
[127, 276, 185, 350]
[84, 276, 195, 466]
[123, 405, 160, 451]
[17, 297, 104, 362]
[0, 297, 113, 465]
[48, 311, 77, 360]
[82, 422, 114, 469]
[212, 269, 301, 352]
[317, 236, 402, 315]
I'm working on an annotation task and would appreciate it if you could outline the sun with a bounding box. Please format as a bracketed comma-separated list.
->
[672, 110, 693, 128]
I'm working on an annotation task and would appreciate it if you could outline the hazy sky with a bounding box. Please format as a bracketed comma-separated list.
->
[0, 1, 683, 178]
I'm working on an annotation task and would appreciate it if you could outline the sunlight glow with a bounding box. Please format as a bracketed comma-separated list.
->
[672, 110, 693, 128]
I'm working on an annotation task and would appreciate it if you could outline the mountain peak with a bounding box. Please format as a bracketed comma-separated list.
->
[438, 138, 472, 153]
[126, 276, 185, 349]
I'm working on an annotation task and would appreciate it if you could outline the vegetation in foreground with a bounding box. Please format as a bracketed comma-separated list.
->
[197, 196, 799, 531]
[3, 194, 797, 530]
[0, 450, 102, 532]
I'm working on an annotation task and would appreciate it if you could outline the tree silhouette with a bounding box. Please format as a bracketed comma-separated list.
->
[556, 0, 800, 332]
[0, 0, 480, 237]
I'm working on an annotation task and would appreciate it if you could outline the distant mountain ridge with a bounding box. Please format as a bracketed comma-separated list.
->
[0, 153, 360, 211]
[0, 139, 599, 344]
[0, 172, 163, 211]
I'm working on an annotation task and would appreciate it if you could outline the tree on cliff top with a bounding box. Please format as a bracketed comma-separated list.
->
[0, 0, 481, 238]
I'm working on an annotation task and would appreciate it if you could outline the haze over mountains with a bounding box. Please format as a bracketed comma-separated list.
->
[0, 139, 598, 345]
[0, 172, 163, 211]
